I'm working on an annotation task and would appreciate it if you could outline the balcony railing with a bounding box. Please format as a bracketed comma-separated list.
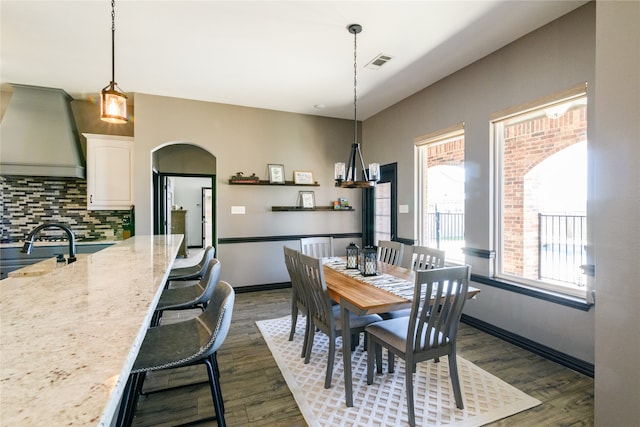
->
[425, 211, 587, 286]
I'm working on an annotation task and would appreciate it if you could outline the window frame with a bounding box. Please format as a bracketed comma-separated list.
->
[492, 83, 589, 299]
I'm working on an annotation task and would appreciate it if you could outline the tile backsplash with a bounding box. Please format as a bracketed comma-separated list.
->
[1, 176, 131, 242]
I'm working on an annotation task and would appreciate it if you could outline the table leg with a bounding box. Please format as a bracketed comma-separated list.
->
[341, 300, 353, 407]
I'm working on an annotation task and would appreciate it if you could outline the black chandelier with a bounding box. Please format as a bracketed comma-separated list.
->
[334, 24, 379, 188]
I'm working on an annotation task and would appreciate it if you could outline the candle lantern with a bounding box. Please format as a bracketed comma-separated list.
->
[360, 246, 377, 276]
[346, 242, 359, 269]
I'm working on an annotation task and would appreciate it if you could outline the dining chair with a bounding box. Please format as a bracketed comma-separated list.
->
[376, 240, 404, 266]
[410, 245, 445, 271]
[152, 258, 221, 326]
[365, 265, 471, 427]
[298, 252, 382, 389]
[283, 246, 312, 357]
[381, 246, 446, 319]
[300, 236, 334, 258]
[121, 280, 235, 427]
[167, 245, 215, 282]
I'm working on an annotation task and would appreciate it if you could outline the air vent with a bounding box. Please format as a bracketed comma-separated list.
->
[365, 54, 393, 70]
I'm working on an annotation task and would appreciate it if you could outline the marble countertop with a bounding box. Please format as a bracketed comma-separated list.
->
[0, 239, 121, 249]
[0, 235, 183, 426]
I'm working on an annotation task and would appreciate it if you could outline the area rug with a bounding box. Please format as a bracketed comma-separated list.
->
[256, 315, 540, 427]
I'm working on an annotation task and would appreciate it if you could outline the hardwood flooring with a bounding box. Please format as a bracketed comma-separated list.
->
[131, 287, 593, 426]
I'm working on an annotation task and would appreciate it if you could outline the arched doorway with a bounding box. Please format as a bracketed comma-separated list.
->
[152, 143, 216, 254]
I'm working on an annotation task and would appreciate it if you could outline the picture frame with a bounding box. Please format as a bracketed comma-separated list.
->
[298, 191, 315, 209]
[293, 170, 314, 185]
[268, 164, 285, 184]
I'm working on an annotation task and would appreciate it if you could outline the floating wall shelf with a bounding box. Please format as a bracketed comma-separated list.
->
[229, 180, 319, 187]
[272, 206, 354, 212]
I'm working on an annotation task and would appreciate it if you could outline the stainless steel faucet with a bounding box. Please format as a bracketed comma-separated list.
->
[21, 223, 77, 263]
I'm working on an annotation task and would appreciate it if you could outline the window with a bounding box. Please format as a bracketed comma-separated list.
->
[493, 85, 588, 298]
[416, 126, 465, 264]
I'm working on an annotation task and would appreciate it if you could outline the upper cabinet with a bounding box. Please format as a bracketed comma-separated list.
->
[83, 133, 134, 210]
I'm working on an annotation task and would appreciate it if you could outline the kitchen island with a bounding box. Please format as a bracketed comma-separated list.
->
[0, 235, 183, 426]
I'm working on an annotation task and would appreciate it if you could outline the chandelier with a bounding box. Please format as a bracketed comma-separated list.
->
[334, 24, 379, 188]
[100, 0, 128, 123]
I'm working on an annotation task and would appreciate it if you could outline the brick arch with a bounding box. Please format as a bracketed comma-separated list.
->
[502, 105, 587, 279]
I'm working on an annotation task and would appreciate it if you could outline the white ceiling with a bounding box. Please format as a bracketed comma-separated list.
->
[1, 1, 586, 120]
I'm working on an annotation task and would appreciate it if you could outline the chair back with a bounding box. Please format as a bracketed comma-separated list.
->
[168, 245, 215, 280]
[198, 280, 236, 357]
[408, 265, 470, 355]
[196, 258, 221, 305]
[284, 246, 307, 310]
[410, 246, 445, 271]
[300, 237, 334, 258]
[196, 246, 216, 272]
[298, 252, 335, 333]
[377, 240, 404, 266]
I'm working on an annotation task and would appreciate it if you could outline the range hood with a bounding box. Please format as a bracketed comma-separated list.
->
[0, 84, 85, 178]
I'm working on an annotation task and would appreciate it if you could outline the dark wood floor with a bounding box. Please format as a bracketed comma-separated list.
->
[131, 287, 593, 426]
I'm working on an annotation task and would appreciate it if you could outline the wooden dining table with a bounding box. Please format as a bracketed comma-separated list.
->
[323, 258, 480, 407]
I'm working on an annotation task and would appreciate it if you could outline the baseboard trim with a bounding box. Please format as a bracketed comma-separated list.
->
[461, 314, 594, 377]
[234, 282, 291, 294]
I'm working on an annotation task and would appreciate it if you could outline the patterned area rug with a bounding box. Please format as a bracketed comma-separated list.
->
[256, 316, 540, 427]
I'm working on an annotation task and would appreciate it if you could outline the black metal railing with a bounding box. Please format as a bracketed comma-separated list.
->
[424, 211, 587, 286]
[539, 213, 587, 286]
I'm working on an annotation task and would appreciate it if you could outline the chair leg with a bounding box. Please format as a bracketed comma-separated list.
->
[304, 321, 315, 364]
[204, 357, 226, 427]
[211, 352, 225, 414]
[375, 343, 383, 374]
[366, 337, 376, 385]
[405, 361, 416, 427]
[447, 353, 464, 409]
[388, 350, 395, 373]
[301, 314, 311, 358]
[289, 305, 298, 341]
[325, 333, 336, 389]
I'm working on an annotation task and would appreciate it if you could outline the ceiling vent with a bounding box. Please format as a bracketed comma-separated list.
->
[365, 54, 393, 70]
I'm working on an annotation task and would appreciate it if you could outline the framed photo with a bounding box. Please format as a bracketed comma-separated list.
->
[268, 164, 285, 184]
[293, 170, 314, 185]
[298, 191, 315, 209]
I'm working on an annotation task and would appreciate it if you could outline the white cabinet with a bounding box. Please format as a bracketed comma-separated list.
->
[83, 133, 134, 210]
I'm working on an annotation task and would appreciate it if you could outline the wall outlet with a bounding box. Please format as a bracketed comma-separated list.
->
[399, 204, 409, 213]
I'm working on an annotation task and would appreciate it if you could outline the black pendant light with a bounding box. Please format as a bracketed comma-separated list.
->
[100, 0, 127, 123]
[334, 24, 379, 188]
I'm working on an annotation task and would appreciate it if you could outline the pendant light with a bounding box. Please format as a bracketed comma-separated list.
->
[100, 0, 127, 123]
[334, 24, 379, 188]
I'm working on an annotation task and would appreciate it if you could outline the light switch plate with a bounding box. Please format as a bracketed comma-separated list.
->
[399, 204, 409, 214]
[231, 206, 245, 214]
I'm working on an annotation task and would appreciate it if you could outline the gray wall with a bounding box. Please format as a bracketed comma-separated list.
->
[134, 94, 361, 287]
[593, 1, 639, 425]
[364, 3, 596, 364]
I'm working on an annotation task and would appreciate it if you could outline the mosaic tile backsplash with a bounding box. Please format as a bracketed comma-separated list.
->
[1, 176, 132, 243]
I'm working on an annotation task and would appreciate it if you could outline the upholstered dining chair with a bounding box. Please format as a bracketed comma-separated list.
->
[298, 252, 382, 389]
[121, 280, 235, 427]
[167, 245, 215, 282]
[152, 258, 221, 326]
[283, 246, 312, 357]
[365, 265, 471, 427]
[300, 236, 334, 258]
[376, 240, 404, 266]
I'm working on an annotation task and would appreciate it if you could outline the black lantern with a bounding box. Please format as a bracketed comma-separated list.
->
[360, 246, 377, 276]
[346, 242, 359, 269]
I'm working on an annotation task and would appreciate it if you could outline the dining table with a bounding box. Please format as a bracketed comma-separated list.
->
[322, 257, 481, 407]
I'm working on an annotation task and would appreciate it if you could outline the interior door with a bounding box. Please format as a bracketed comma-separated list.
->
[373, 163, 398, 245]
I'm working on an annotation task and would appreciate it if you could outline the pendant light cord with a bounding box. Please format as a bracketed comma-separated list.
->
[353, 27, 358, 145]
[111, 0, 116, 84]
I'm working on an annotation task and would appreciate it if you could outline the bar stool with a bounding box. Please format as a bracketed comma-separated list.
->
[151, 258, 220, 326]
[167, 246, 215, 283]
[120, 281, 235, 427]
